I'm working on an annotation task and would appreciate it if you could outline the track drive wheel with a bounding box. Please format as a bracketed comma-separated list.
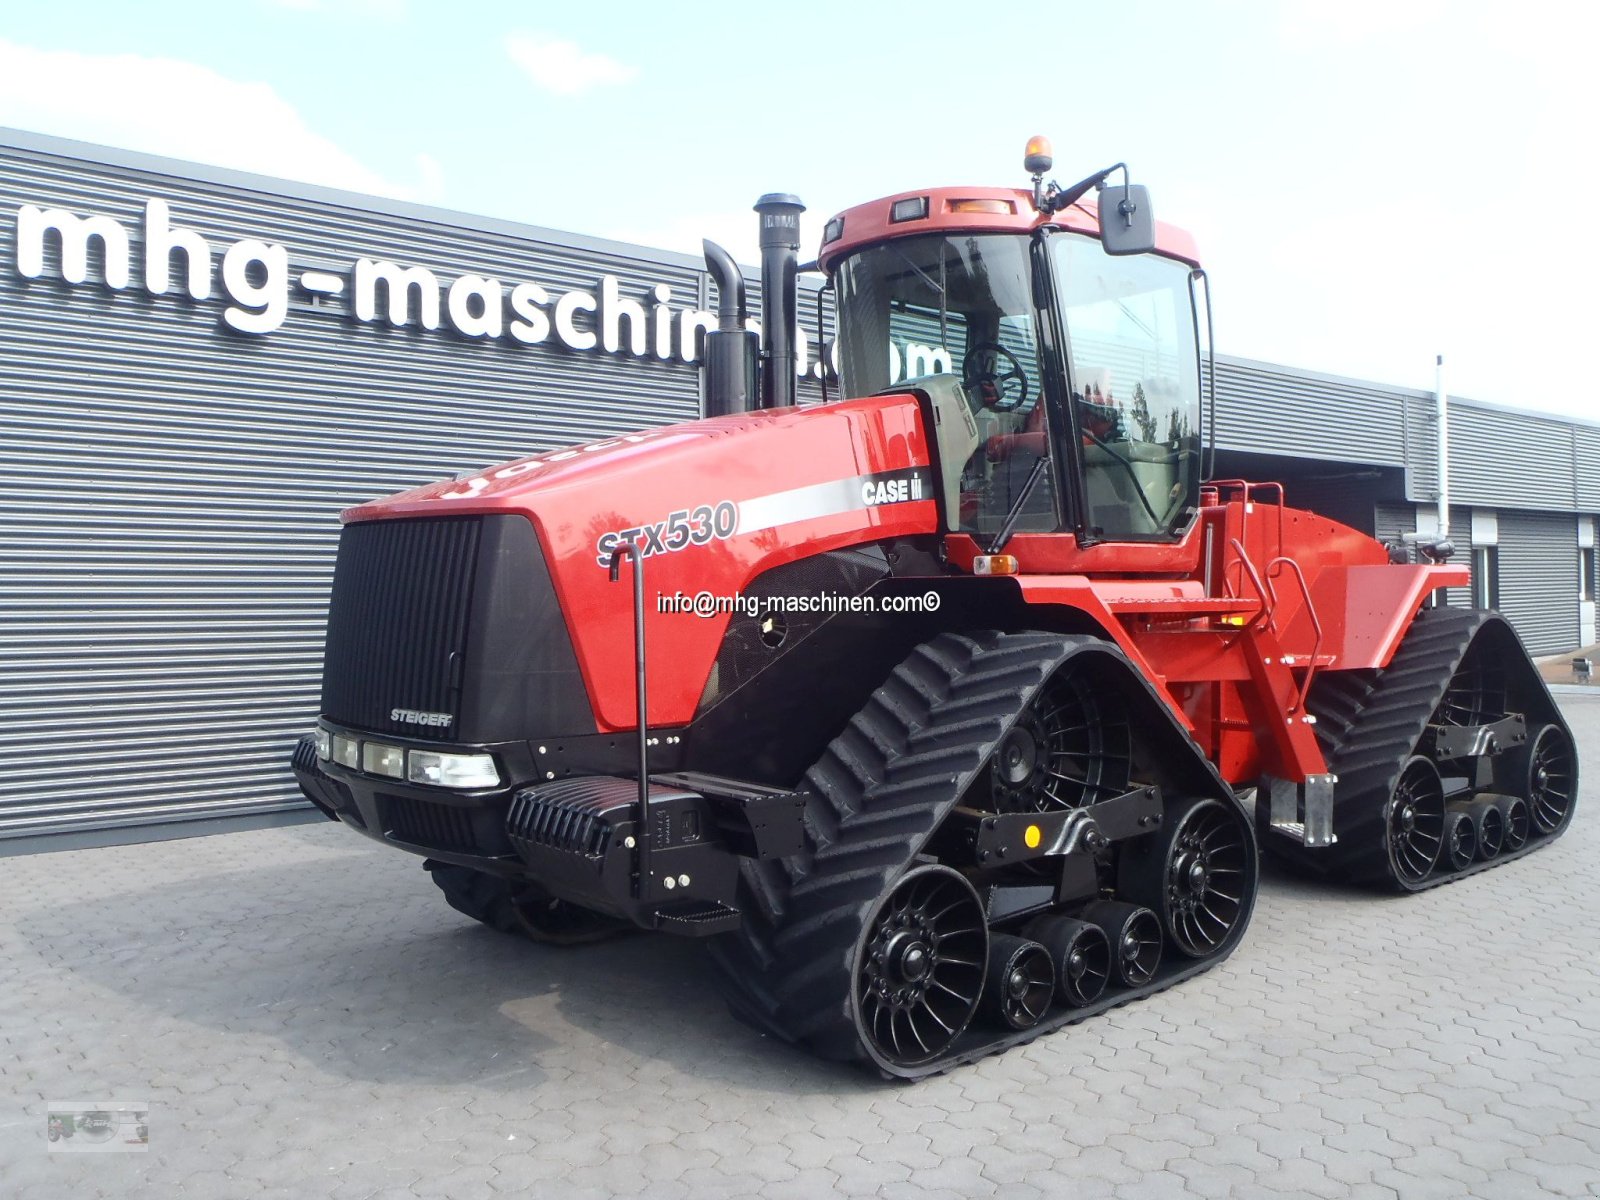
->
[1386, 758, 1446, 886]
[1120, 796, 1257, 960]
[424, 861, 627, 945]
[852, 864, 988, 1069]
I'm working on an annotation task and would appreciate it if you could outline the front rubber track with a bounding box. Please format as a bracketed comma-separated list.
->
[708, 630, 1255, 1079]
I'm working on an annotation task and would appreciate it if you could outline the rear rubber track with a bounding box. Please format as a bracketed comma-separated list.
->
[1271, 605, 1576, 890]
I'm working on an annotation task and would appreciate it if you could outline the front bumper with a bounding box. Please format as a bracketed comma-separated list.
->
[290, 733, 806, 932]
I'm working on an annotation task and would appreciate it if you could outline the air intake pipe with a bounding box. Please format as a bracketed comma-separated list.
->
[700, 238, 758, 418]
[755, 193, 805, 410]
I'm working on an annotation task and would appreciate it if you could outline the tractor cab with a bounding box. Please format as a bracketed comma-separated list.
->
[817, 143, 1204, 552]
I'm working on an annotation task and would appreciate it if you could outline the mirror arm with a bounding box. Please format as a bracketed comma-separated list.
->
[1040, 162, 1127, 214]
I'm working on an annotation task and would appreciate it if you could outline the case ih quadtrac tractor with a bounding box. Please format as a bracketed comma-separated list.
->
[293, 139, 1579, 1077]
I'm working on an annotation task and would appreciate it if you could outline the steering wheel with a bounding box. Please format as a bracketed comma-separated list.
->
[962, 342, 1030, 412]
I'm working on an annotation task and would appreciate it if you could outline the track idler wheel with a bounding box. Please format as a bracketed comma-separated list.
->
[1440, 809, 1477, 871]
[1024, 915, 1110, 1008]
[1081, 901, 1162, 987]
[1457, 798, 1505, 860]
[851, 864, 988, 1070]
[1504, 724, 1580, 836]
[981, 935, 1054, 1031]
[1119, 796, 1257, 960]
[1386, 757, 1446, 885]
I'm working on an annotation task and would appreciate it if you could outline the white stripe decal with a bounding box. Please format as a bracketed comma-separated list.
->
[736, 469, 933, 536]
[736, 478, 867, 535]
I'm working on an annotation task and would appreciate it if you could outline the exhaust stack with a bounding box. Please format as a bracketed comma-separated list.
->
[700, 238, 759, 418]
[754, 193, 805, 409]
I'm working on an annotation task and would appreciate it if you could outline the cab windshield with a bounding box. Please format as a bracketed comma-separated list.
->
[834, 234, 1055, 537]
[833, 229, 1201, 543]
[1050, 232, 1200, 540]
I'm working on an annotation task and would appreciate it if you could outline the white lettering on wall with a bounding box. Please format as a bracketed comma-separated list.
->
[446, 274, 503, 339]
[353, 259, 441, 330]
[599, 274, 646, 355]
[221, 240, 288, 334]
[507, 281, 551, 344]
[143, 199, 211, 299]
[16, 205, 131, 288]
[9, 197, 840, 381]
[553, 288, 598, 351]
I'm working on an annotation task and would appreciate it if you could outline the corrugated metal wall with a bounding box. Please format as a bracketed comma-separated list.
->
[0, 138, 708, 838]
[1497, 511, 1579, 655]
[1212, 358, 1409, 467]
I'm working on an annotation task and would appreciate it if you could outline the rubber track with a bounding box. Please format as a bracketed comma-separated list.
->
[708, 630, 1251, 1077]
[1272, 606, 1572, 890]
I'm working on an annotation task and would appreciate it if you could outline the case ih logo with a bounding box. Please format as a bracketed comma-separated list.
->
[10, 198, 837, 376]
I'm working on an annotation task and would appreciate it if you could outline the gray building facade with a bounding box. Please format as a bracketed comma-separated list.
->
[2, 128, 1595, 841]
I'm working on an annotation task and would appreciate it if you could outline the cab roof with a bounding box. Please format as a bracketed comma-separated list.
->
[816, 186, 1201, 274]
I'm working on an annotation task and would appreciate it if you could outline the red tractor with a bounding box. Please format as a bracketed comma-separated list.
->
[293, 139, 1578, 1077]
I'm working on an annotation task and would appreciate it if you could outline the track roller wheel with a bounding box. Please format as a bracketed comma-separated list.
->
[1081, 901, 1161, 987]
[981, 935, 1054, 1031]
[1386, 758, 1446, 885]
[852, 864, 988, 1070]
[1492, 794, 1530, 851]
[1440, 809, 1477, 871]
[1119, 796, 1256, 959]
[1458, 798, 1505, 860]
[1024, 915, 1110, 1008]
[1505, 724, 1579, 836]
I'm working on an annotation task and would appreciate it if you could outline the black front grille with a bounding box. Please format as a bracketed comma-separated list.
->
[321, 517, 483, 737]
[507, 784, 614, 858]
[383, 794, 479, 854]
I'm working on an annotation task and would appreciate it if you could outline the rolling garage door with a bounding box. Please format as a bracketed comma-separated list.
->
[1496, 510, 1579, 655]
[0, 135, 707, 838]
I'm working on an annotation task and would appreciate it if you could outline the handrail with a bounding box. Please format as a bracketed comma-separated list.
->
[1209, 479, 1287, 560]
[607, 541, 650, 899]
[1265, 554, 1324, 715]
[1226, 537, 1271, 628]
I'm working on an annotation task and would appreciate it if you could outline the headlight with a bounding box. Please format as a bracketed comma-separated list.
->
[314, 727, 332, 761]
[331, 733, 360, 769]
[407, 749, 500, 789]
[362, 742, 406, 779]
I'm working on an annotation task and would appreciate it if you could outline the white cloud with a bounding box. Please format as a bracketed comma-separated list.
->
[0, 39, 422, 200]
[505, 32, 636, 96]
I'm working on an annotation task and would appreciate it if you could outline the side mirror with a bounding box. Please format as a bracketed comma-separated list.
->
[1099, 184, 1155, 256]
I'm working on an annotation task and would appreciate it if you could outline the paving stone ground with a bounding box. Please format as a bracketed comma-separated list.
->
[3, 695, 1598, 1199]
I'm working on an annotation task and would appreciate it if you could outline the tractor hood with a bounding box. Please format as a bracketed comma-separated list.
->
[341, 395, 939, 731]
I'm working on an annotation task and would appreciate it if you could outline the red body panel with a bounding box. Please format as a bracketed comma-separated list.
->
[818, 187, 1202, 273]
[344, 396, 938, 731]
[343, 397, 1464, 787]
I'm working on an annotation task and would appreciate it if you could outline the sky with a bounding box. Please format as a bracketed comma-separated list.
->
[1, 0, 1596, 419]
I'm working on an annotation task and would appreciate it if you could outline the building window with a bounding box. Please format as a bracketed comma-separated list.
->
[1473, 546, 1500, 610]
[1583, 547, 1596, 603]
